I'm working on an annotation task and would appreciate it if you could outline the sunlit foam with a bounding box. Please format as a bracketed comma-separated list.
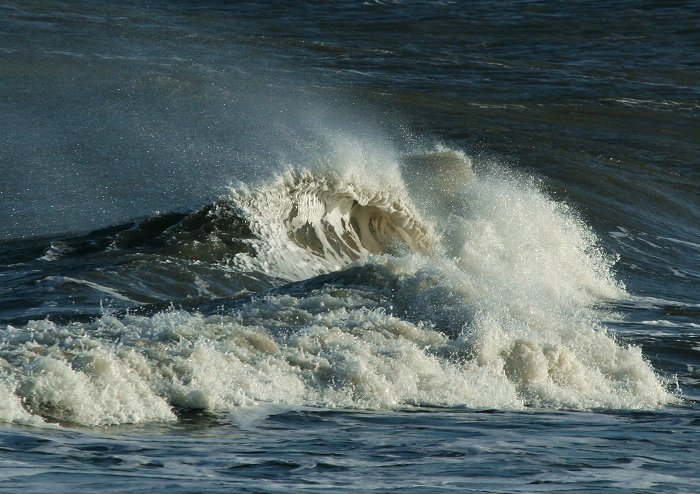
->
[0, 145, 675, 426]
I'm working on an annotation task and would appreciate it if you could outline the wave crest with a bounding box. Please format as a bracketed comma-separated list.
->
[230, 169, 434, 280]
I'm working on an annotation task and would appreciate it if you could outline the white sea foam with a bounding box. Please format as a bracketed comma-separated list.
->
[0, 146, 675, 426]
[229, 139, 434, 280]
[0, 278, 670, 426]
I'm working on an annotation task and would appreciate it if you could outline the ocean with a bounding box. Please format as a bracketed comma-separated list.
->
[1, 1, 699, 492]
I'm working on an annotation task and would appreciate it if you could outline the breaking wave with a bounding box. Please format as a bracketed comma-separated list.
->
[0, 148, 675, 426]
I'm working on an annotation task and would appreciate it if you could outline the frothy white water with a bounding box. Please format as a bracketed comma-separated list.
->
[231, 171, 431, 280]
[0, 146, 675, 426]
[230, 141, 435, 280]
[0, 276, 670, 426]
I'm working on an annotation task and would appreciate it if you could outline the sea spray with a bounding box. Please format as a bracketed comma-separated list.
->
[1, 148, 674, 425]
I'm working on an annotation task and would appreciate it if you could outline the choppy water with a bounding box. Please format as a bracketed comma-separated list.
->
[1, 1, 699, 492]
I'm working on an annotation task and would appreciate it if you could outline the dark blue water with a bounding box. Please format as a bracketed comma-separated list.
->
[1, 1, 699, 492]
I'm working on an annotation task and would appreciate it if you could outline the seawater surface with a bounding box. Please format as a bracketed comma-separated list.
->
[1, 1, 699, 492]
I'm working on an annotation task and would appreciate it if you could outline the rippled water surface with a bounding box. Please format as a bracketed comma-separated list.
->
[1, 1, 699, 492]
